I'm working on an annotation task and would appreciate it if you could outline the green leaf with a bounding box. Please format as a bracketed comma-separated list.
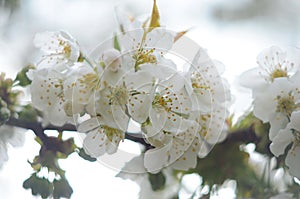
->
[43, 137, 76, 158]
[0, 106, 10, 125]
[14, 65, 35, 87]
[149, 0, 160, 31]
[189, 142, 272, 198]
[58, 138, 77, 158]
[37, 148, 65, 176]
[23, 174, 53, 199]
[53, 178, 73, 199]
[18, 104, 39, 123]
[114, 34, 121, 51]
[78, 148, 97, 162]
[148, 171, 166, 191]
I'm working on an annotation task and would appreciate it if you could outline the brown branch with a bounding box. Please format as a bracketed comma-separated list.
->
[5, 117, 151, 148]
[5, 117, 260, 150]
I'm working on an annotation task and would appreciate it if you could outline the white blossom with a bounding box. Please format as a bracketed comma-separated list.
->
[34, 31, 80, 71]
[143, 72, 193, 138]
[63, 63, 102, 116]
[240, 46, 300, 96]
[188, 48, 231, 112]
[28, 26, 231, 175]
[253, 77, 300, 139]
[119, 28, 174, 71]
[117, 155, 179, 199]
[0, 125, 24, 168]
[101, 49, 122, 72]
[270, 110, 300, 179]
[29, 68, 71, 126]
[78, 117, 124, 157]
[144, 124, 202, 173]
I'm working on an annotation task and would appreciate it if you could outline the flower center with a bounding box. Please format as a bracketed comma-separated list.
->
[275, 93, 297, 117]
[270, 68, 288, 81]
[152, 94, 172, 112]
[109, 85, 129, 105]
[78, 73, 100, 91]
[59, 40, 72, 58]
[133, 48, 157, 70]
[102, 125, 123, 143]
[191, 73, 212, 94]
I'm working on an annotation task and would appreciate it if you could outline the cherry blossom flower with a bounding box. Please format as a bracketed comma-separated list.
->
[118, 28, 174, 71]
[116, 155, 180, 199]
[101, 49, 122, 72]
[63, 63, 102, 116]
[144, 124, 202, 173]
[253, 77, 300, 139]
[29, 68, 70, 126]
[240, 46, 300, 96]
[188, 48, 231, 112]
[192, 105, 228, 146]
[29, 27, 231, 174]
[34, 31, 80, 71]
[143, 72, 193, 138]
[0, 125, 24, 168]
[78, 117, 124, 157]
[270, 110, 300, 179]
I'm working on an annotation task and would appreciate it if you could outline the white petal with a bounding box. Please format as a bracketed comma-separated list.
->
[0, 141, 8, 168]
[111, 105, 130, 131]
[253, 92, 275, 122]
[239, 68, 266, 90]
[145, 28, 174, 52]
[148, 107, 167, 137]
[269, 115, 289, 140]
[128, 94, 151, 123]
[171, 144, 197, 171]
[289, 110, 300, 131]
[78, 117, 101, 133]
[139, 63, 176, 80]
[286, 146, 300, 180]
[119, 29, 144, 54]
[124, 70, 155, 92]
[270, 129, 293, 157]
[144, 145, 170, 173]
[83, 129, 106, 157]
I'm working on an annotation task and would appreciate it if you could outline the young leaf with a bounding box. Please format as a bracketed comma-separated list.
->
[114, 34, 121, 51]
[23, 174, 53, 199]
[148, 171, 166, 191]
[149, 0, 160, 31]
[14, 65, 35, 87]
[53, 178, 73, 199]
[78, 148, 97, 162]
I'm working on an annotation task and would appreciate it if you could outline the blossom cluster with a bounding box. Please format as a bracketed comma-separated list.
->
[240, 46, 300, 179]
[29, 16, 230, 173]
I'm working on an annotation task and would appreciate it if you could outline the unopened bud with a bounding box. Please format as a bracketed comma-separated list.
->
[102, 49, 121, 72]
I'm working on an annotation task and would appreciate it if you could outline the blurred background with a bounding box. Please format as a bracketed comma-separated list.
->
[0, 0, 300, 198]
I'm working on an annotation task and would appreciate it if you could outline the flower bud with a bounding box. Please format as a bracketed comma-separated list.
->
[102, 49, 121, 72]
[0, 99, 10, 125]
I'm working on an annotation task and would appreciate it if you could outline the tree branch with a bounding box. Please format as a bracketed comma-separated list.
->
[5, 117, 152, 148]
[5, 117, 260, 150]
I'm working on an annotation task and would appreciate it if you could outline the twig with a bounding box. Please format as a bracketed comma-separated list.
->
[6, 117, 260, 149]
[5, 117, 152, 148]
